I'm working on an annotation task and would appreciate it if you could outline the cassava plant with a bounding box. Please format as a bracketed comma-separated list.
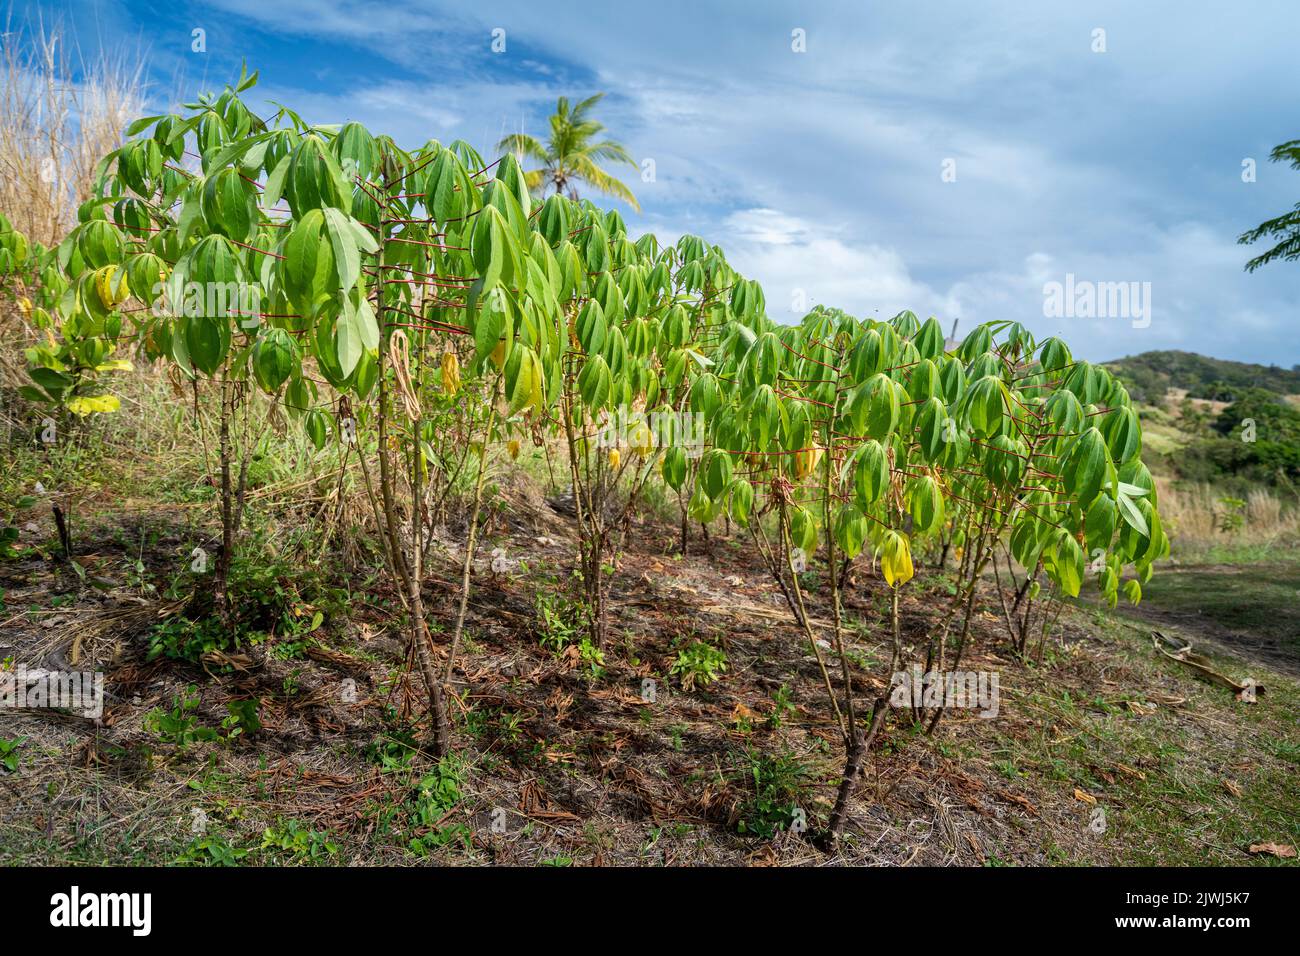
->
[547, 211, 733, 643]
[679, 303, 1167, 846]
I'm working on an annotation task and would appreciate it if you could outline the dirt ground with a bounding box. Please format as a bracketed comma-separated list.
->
[1, 495, 1297, 867]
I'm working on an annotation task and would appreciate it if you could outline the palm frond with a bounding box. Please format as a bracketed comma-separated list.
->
[522, 168, 548, 195]
[571, 93, 604, 122]
[1268, 139, 1300, 170]
[570, 154, 641, 211]
[586, 140, 636, 167]
[512, 94, 641, 212]
[495, 132, 548, 164]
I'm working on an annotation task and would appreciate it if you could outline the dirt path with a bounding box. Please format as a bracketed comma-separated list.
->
[1101, 562, 1300, 679]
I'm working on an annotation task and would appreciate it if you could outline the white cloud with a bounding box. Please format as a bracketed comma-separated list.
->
[707, 208, 957, 323]
[93, 0, 1300, 364]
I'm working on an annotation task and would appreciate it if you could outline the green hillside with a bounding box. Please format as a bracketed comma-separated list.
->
[1102, 350, 1300, 404]
[1101, 351, 1300, 492]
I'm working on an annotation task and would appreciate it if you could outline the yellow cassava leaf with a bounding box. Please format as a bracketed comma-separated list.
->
[880, 531, 914, 587]
[629, 422, 654, 457]
[794, 446, 822, 479]
[441, 351, 461, 395]
[66, 394, 121, 416]
[94, 265, 129, 309]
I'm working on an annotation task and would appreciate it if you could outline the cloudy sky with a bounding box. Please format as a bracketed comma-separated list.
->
[25, 0, 1300, 364]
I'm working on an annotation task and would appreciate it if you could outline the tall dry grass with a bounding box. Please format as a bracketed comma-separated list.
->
[0, 16, 145, 246]
[1156, 478, 1300, 561]
[0, 18, 146, 442]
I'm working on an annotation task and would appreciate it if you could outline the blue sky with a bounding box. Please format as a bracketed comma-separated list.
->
[24, 0, 1300, 364]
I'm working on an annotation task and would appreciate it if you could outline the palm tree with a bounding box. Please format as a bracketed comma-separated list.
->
[497, 93, 641, 212]
[1240, 137, 1300, 272]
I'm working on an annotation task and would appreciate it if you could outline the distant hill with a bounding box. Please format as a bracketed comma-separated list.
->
[1102, 350, 1300, 404]
[1101, 351, 1300, 490]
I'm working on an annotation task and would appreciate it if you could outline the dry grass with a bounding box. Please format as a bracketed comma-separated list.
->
[0, 15, 145, 246]
[1157, 479, 1300, 561]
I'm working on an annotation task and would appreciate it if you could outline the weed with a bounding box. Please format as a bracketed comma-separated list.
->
[0, 736, 26, 773]
[578, 637, 606, 679]
[408, 756, 470, 856]
[221, 698, 262, 739]
[670, 640, 728, 689]
[145, 688, 218, 748]
[177, 835, 249, 866]
[536, 590, 582, 654]
[767, 685, 795, 730]
[260, 819, 339, 862]
[736, 748, 811, 839]
[365, 722, 420, 773]
[149, 530, 336, 665]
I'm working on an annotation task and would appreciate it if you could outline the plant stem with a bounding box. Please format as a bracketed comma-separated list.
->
[444, 384, 498, 683]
